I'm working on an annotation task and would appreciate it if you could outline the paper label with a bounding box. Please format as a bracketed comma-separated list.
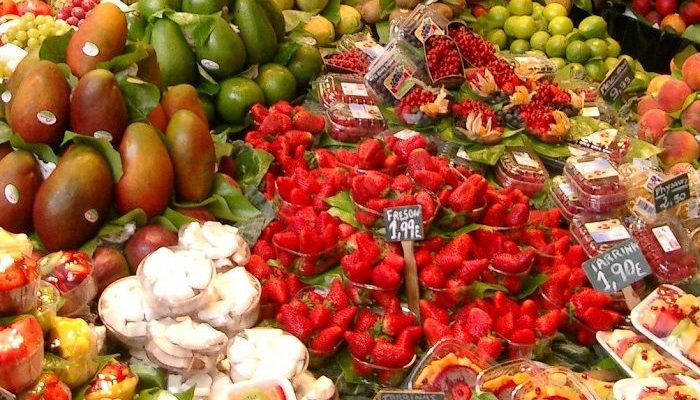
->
[688, 198, 700, 219]
[633, 158, 657, 170]
[82, 41, 99, 57]
[1, 90, 11, 103]
[645, 173, 665, 193]
[200, 59, 219, 70]
[355, 38, 384, 58]
[340, 82, 369, 97]
[579, 128, 618, 148]
[383, 66, 416, 99]
[456, 147, 470, 160]
[37, 111, 56, 126]
[4, 184, 18, 204]
[394, 129, 420, 140]
[652, 225, 681, 253]
[349, 103, 383, 120]
[512, 151, 539, 168]
[574, 158, 618, 180]
[580, 107, 601, 117]
[584, 219, 630, 244]
[633, 197, 656, 220]
[558, 180, 578, 201]
[84, 208, 98, 223]
[414, 17, 443, 43]
[568, 145, 588, 156]
[94, 130, 113, 142]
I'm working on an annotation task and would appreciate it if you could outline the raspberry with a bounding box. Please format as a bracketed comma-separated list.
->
[325, 48, 370, 74]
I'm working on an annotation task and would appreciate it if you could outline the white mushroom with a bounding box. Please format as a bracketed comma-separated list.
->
[227, 328, 308, 382]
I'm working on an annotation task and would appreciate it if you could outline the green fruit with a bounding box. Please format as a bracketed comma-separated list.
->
[578, 15, 607, 39]
[585, 38, 608, 59]
[0, 150, 41, 233]
[295, 0, 327, 12]
[532, 2, 544, 17]
[256, 63, 297, 104]
[150, 18, 196, 86]
[604, 57, 618, 71]
[233, 0, 278, 65]
[569, 62, 585, 74]
[510, 39, 530, 54]
[508, 0, 532, 16]
[257, 0, 286, 41]
[566, 40, 590, 63]
[336, 5, 363, 35]
[503, 16, 518, 37]
[512, 16, 537, 39]
[619, 55, 635, 72]
[530, 31, 551, 51]
[195, 17, 247, 80]
[216, 77, 265, 124]
[199, 95, 216, 124]
[584, 60, 607, 82]
[488, 5, 510, 28]
[548, 15, 573, 35]
[304, 15, 335, 46]
[535, 16, 548, 31]
[550, 57, 567, 69]
[566, 28, 584, 43]
[543, 3, 567, 21]
[271, 0, 293, 9]
[138, 0, 180, 17]
[487, 29, 508, 50]
[545, 34, 567, 57]
[634, 70, 650, 86]
[126, 11, 146, 41]
[286, 43, 323, 88]
[606, 37, 621, 57]
[181, 0, 225, 14]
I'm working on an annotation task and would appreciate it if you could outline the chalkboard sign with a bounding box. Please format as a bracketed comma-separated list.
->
[598, 59, 634, 102]
[583, 239, 652, 293]
[654, 173, 690, 212]
[384, 205, 424, 242]
[375, 390, 446, 400]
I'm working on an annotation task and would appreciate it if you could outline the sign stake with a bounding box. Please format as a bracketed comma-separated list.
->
[402, 240, 421, 323]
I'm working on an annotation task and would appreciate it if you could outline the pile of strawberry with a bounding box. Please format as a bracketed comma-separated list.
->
[276, 280, 358, 356]
[341, 232, 405, 291]
[275, 167, 348, 213]
[406, 149, 470, 194]
[245, 254, 306, 319]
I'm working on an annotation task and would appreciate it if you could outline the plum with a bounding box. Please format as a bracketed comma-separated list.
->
[123, 224, 178, 273]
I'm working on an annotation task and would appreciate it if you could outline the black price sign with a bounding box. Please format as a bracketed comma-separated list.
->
[583, 239, 652, 293]
[598, 59, 634, 102]
[376, 390, 445, 400]
[654, 173, 690, 212]
[384, 205, 424, 242]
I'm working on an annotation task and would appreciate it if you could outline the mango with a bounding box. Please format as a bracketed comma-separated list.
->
[5, 49, 39, 118]
[233, 0, 278, 65]
[70, 69, 128, 145]
[139, 0, 181, 17]
[66, 3, 127, 78]
[126, 11, 147, 41]
[148, 104, 168, 132]
[195, 16, 247, 80]
[0, 144, 12, 161]
[9, 61, 70, 146]
[33, 144, 113, 251]
[182, 0, 226, 14]
[162, 84, 209, 128]
[165, 110, 216, 202]
[150, 18, 196, 87]
[136, 44, 163, 89]
[0, 150, 42, 233]
[116, 123, 174, 218]
[257, 0, 285, 41]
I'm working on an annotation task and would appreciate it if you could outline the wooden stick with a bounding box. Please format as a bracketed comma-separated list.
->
[402, 240, 421, 324]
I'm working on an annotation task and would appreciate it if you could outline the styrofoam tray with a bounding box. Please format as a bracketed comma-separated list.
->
[613, 375, 700, 400]
[595, 331, 636, 378]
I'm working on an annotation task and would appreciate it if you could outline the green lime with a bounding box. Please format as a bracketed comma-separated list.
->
[216, 77, 265, 124]
[532, 2, 544, 18]
[530, 31, 551, 51]
[545, 34, 567, 57]
[634, 70, 650, 86]
[566, 28, 584, 43]
[510, 39, 530, 54]
[569, 62, 586, 74]
[543, 3, 567, 21]
[198, 94, 215, 124]
[619, 55, 635, 72]
[535, 15, 548, 31]
[271, 0, 294, 9]
[488, 5, 510, 28]
[606, 37, 621, 57]
[578, 15, 607, 39]
[530, 49, 546, 56]
[585, 38, 608, 59]
[548, 15, 573, 36]
[566, 40, 591, 63]
[503, 16, 519, 37]
[487, 29, 508, 50]
[512, 15, 537, 39]
[585, 60, 608, 82]
[604, 57, 618, 71]
[286, 43, 323, 88]
[255, 63, 298, 104]
[508, 0, 533, 16]
[550, 57, 568, 69]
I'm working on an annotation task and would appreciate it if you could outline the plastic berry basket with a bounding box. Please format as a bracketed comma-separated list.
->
[476, 359, 544, 400]
[495, 149, 548, 197]
[394, 4, 449, 48]
[326, 102, 387, 143]
[272, 237, 342, 277]
[364, 39, 426, 104]
[570, 214, 633, 258]
[0, 257, 39, 316]
[423, 35, 464, 89]
[549, 175, 584, 222]
[570, 129, 632, 164]
[342, 271, 402, 306]
[563, 154, 627, 213]
[511, 367, 598, 400]
[351, 352, 417, 387]
[317, 74, 377, 109]
[323, 50, 371, 75]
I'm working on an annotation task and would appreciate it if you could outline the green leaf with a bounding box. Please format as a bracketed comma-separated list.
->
[116, 75, 161, 123]
[674, 45, 697, 70]
[232, 141, 274, 188]
[300, 265, 342, 285]
[0, 121, 12, 144]
[210, 174, 261, 222]
[130, 361, 166, 391]
[61, 131, 123, 181]
[137, 388, 194, 400]
[55, 63, 79, 89]
[318, 131, 358, 148]
[174, 386, 196, 400]
[627, 138, 662, 160]
[283, 10, 314, 32]
[683, 24, 700, 45]
[39, 30, 74, 63]
[337, 348, 361, 384]
[197, 64, 221, 96]
[524, 137, 572, 159]
[517, 273, 549, 300]
[471, 393, 499, 400]
[235, 186, 275, 245]
[376, 21, 390, 44]
[471, 281, 508, 298]
[325, 191, 360, 227]
[97, 41, 150, 72]
[573, 0, 592, 13]
[274, 41, 301, 66]
[322, 0, 341, 25]
[161, 208, 198, 229]
[9, 134, 58, 163]
[80, 209, 148, 256]
[379, 0, 394, 18]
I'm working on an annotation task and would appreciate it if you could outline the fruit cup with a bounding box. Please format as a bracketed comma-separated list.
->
[570, 214, 632, 258]
[295, 286, 344, 367]
[30, 281, 60, 333]
[424, 35, 464, 88]
[326, 102, 386, 143]
[343, 270, 402, 306]
[511, 367, 598, 400]
[476, 359, 544, 400]
[563, 154, 627, 213]
[0, 316, 44, 394]
[317, 74, 377, 109]
[0, 255, 39, 316]
[272, 237, 342, 277]
[20, 372, 72, 400]
[40, 251, 97, 317]
[394, 4, 450, 49]
[549, 175, 584, 222]
[495, 149, 548, 197]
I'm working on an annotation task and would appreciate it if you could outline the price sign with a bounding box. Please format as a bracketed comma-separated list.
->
[598, 59, 634, 102]
[0, 386, 15, 400]
[654, 173, 690, 212]
[583, 239, 652, 294]
[375, 390, 446, 400]
[384, 205, 424, 242]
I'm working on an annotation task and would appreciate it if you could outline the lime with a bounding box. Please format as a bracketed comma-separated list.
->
[545, 34, 567, 57]
[487, 29, 508, 50]
[566, 40, 591, 63]
[508, 0, 533, 16]
[550, 57, 568, 69]
[271, 0, 294, 9]
[512, 15, 537, 39]
[543, 3, 567, 21]
[548, 16, 573, 35]
[634, 70, 650, 86]
[569, 62, 586, 75]
[535, 15, 548, 31]
[503, 16, 518, 37]
[532, 2, 544, 18]
[585, 38, 608, 59]
[216, 77, 265, 124]
[604, 57, 618, 71]
[286, 43, 323, 88]
[530, 49, 546, 56]
[566, 28, 584, 43]
[584, 60, 607, 82]
[619, 55, 635, 72]
[510, 39, 530, 54]
[198, 94, 216, 124]
[530, 31, 551, 51]
[605, 37, 621, 57]
[578, 15, 607, 39]
[255, 63, 298, 104]
[488, 5, 510, 28]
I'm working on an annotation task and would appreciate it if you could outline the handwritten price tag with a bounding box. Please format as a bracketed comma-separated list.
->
[583, 239, 652, 293]
[654, 173, 690, 212]
[384, 205, 424, 242]
[598, 59, 634, 102]
[376, 390, 446, 400]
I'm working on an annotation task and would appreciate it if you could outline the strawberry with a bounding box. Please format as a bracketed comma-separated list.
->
[395, 325, 423, 350]
[361, 172, 392, 199]
[332, 306, 358, 331]
[565, 245, 587, 269]
[515, 314, 534, 329]
[535, 309, 561, 337]
[382, 312, 416, 336]
[252, 240, 276, 261]
[288, 298, 310, 315]
[450, 382, 473, 400]
[352, 358, 373, 376]
[493, 291, 519, 315]
[276, 304, 314, 342]
[310, 304, 333, 329]
[327, 279, 350, 310]
[453, 321, 473, 343]
[286, 275, 305, 298]
[491, 253, 522, 274]
[519, 299, 538, 319]
[393, 135, 427, 161]
[415, 191, 437, 219]
[338, 223, 356, 239]
[423, 318, 454, 345]
[357, 138, 386, 169]
[355, 309, 381, 332]
[345, 331, 375, 359]
[391, 174, 413, 193]
[273, 231, 299, 251]
[371, 263, 402, 289]
[298, 228, 322, 254]
[355, 232, 381, 263]
[371, 341, 413, 368]
[260, 112, 293, 135]
[406, 149, 434, 175]
[477, 336, 503, 360]
[510, 328, 536, 345]
[466, 307, 493, 338]
[419, 265, 446, 289]
[250, 103, 268, 124]
[448, 182, 479, 212]
[422, 237, 445, 252]
[495, 312, 515, 338]
[311, 326, 344, 353]
[503, 276, 523, 295]
[412, 170, 444, 192]
[582, 307, 621, 331]
[577, 328, 595, 346]
[523, 229, 548, 250]
[455, 258, 489, 283]
[292, 109, 325, 134]
[271, 101, 293, 115]
[415, 249, 432, 269]
[570, 288, 612, 316]
[553, 236, 570, 255]
[262, 278, 289, 304]
[504, 203, 529, 227]
[343, 259, 372, 283]
[434, 245, 463, 274]
[245, 255, 272, 281]
[482, 203, 505, 226]
[419, 299, 451, 325]
[383, 253, 405, 272]
[568, 267, 588, 288]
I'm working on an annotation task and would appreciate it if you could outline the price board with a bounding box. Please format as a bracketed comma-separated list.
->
[654, 173, 690, 212]
[598, 59, 634, 102]
[582, 239, 652, 294]
[375, 390, 446, 400]
[384, 205, 424, 242]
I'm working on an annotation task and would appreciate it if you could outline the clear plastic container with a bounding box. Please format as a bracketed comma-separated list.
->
[324, 48, 371, 75]
[569, 128, 631, 163]
[326, 102, 387, 143]
[511, 367, 598, 400]
[394, 4, 450, 48]
[0, 256, 39, 316]
[549, 175, 584, 221]
[407, 339, 491, 397]
[495, 149, 548, 197]
[613, 375, 700, 399]
[424, 35, 464, 88]
[41, 251, 97, 317]
[476, 359, 544, 400]
[564, 154, 627, 213]
[337, 32, 385, 60]
[570, 214, 632, 258]
[342, 271, 401, 306]
[317, 74, 376, 109]
[365, 39, 426, 104]
[619, 162, 666, 221]
[211, 377, 297, 400]
[0, 316, 44, 394]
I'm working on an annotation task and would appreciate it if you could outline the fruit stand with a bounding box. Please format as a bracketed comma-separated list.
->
[4, 0, 700, 398]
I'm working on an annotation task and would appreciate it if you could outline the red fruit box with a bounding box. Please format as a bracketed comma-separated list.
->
[495, 149, 548, 197]
[563, 154, 627, 213]
[326, 102, 386, 143]
[317, 74, 377, 109]
[630, 285, 700, 377]
[569, 214, 633, 258]
[476, 359, 545, 400]
[549, 175, 584, 222]
[511, 367, 598, 400]
[423, 35, 464, 89]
